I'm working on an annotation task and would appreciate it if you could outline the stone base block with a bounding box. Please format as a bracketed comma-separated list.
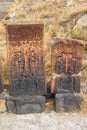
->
[6, 95, 46, 114]
[55, 93, 82, 112]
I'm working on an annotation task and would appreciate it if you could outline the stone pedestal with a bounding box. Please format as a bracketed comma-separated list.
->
[6, 95, 45, 114]
[55, 93, 82, 112]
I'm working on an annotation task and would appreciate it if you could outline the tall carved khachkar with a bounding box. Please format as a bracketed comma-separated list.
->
[5, 21, 46, 114]
[51, 38, 85, 112]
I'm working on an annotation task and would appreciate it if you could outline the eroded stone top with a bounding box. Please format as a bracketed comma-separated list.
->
[52, 38, 85, 75]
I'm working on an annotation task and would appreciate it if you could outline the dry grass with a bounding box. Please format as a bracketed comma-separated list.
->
[81, 93, 87, 114]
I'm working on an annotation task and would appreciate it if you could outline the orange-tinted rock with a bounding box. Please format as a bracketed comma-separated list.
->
[0, 100, 6, 113]
[6, 23, 46, 96]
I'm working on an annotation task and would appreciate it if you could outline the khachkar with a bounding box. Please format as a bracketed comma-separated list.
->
[5, 20, 46, 114]
[51, 38, 85, 112]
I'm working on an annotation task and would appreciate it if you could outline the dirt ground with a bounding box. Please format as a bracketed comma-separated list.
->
[0, 111, 87, 130]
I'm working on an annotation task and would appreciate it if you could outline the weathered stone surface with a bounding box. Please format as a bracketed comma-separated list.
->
[0, 1, 13, 19]
[6, 95, 45, 103]
[0, 100, 6, 113]
[16, 103, 43, 114]
[55, 93, 82, 112]
[54, 75, 80, 93]
[52, 38, 85, 75]
[15, 96, 45, 114]
[6, 100, 16, 113]
[6, 23, 46, 96]
[0, 83, 3, 94]
[6, 95, 46, 114]
[65, 0, 73, 7]
[76, 14, 87, 27]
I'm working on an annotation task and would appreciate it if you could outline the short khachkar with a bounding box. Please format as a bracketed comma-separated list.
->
[51, 38, 85, 112]
[51, 38, 85, 93]
[5, 23, 46, 97]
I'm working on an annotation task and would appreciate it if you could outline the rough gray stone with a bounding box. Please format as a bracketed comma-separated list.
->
[0, 88, 3, 94]
[76, 14, 87, 27]
[65, 0, 73, 7]
[6, 100, 16, 113]
[55, 93, 82, 112]
[6, 95, 46, 114]
[16, 103, 43, 114]
[0, 78, 3, 94]
[16, 96, 45, 114]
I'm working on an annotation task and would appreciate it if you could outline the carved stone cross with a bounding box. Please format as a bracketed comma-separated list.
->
[62, 49, 74, 73]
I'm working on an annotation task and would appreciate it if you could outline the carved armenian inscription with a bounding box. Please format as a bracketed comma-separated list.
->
[52, 39, 85, 74]
[6, 24, 46, 96]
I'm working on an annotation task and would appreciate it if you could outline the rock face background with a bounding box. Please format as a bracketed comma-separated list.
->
[0, 0, 14, 19]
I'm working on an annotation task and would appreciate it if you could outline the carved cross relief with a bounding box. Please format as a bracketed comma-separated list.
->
[62, 48, 74, 73]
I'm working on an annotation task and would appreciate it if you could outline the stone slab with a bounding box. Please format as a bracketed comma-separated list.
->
[55, 93, 82, 112]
